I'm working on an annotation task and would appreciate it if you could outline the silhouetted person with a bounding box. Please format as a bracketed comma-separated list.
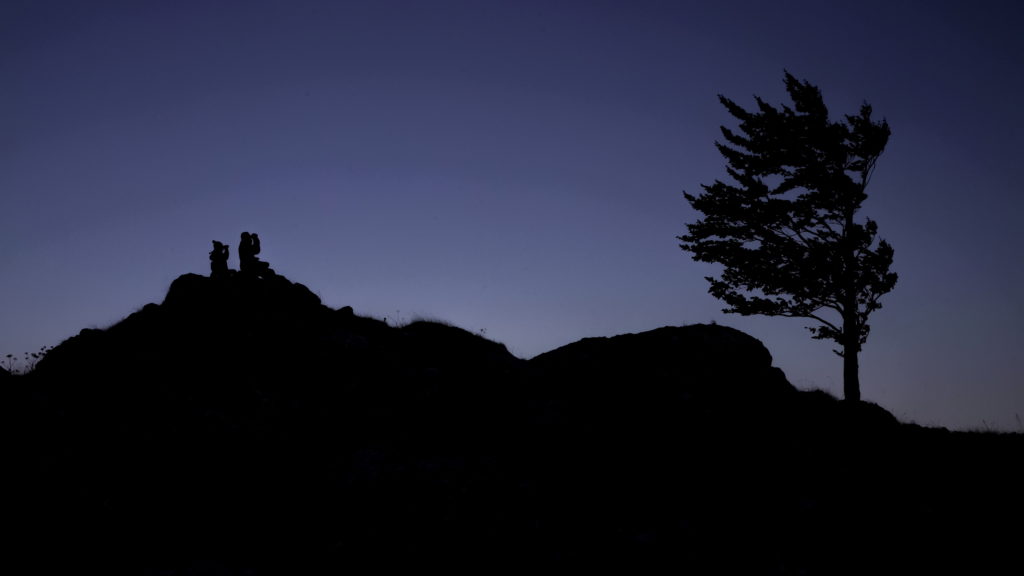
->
[239, 231, 274, 278]
[209, 241, 230, 278]
[239, 232, 255, 276]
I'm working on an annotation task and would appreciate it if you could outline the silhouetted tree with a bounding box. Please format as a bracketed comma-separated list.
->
[678, 72, 897, 402]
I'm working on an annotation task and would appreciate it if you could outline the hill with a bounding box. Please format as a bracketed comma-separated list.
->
[8, 271, 1023, 574]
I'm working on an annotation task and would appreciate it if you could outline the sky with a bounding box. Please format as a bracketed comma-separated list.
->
[2, 0, 1022, 431]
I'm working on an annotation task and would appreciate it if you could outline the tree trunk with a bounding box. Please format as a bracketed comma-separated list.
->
[842, 210, 861, 403]
[843, 340, 860, 403]
[842, 280, 861, 402]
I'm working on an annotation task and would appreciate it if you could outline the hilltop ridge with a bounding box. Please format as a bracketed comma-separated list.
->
[10, 270, 1023, 574]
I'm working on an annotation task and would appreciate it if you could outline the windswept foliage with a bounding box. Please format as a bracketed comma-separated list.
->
[679, 72, 897, 401]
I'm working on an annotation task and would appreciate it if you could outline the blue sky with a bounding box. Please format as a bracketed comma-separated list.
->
[2, 0, 1022, 431]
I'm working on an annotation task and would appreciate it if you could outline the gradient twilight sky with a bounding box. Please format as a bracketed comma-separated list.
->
[2, 1, 1022, 431]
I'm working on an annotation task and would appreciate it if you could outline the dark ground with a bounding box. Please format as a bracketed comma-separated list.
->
[8, 273, 1022, 574]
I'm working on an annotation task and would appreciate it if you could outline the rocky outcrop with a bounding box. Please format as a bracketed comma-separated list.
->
[529, 324, 796, 420]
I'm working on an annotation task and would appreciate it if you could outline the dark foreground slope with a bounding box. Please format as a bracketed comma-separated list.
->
[8, 273, 1023, 574]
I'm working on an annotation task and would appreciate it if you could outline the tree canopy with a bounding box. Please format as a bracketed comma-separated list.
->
[678, 72, 897, 402]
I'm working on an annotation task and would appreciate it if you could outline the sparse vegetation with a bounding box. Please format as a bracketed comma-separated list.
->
[2, 345, 52, 375]
[406, 315, 454, 328]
